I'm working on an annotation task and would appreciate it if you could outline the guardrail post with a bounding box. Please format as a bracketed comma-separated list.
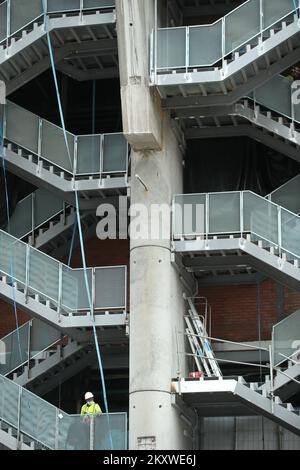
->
[27, 320, 32, 379]
[6, 0, 11, 50]
[278, 206, 282, 257]
[2, 101, 7, 138]
[205, 194, 209, 241]
[92, 268, 96, 317]
[185, 27, 189, 74]
[16, 385, 22, 449]
[171, 196, 176, 240]
[99, 134, 104, 187]
[221, 17, 225, 69]
[269, 345, 274, 414]
[291, 81, 295, 129]
[90, 416, 95, 451]
[154, 0, 158, 83]
[42, 0, 47, 31]
[57, 263, 62, 321]
[259, 0, 263, 40]
[38, 118, 42, 170]
[240, 192, 244, 236]
[150, 30, 154, 82]
[73, 135, 78, 184]
[31, 192, 35, 246]
[124, 266, 128, 312]
[55, 408, 59, 450]
[125, 141, 130, 185]
[25, 245, 30, 303]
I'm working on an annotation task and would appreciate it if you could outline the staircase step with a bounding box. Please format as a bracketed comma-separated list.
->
[274, 396, 282, 405]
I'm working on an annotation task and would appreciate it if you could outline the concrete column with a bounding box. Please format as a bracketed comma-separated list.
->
[128, 118, 192, 450]
[116, 0, 192, 449]
[116, 0, 162, 150]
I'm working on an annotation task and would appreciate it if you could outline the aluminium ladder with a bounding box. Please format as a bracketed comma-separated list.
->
[185, 297, 222, 378]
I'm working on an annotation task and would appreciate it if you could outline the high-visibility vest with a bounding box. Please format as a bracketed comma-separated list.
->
[81, 402, 102, 415]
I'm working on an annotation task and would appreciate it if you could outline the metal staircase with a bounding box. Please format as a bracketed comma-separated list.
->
[260, 361, 300, 402]
[172, 73, 300, 162]
[0, 1, 118, 96]
[0, 318, 96, 393]
[0, 2, 129, 452]
[172, 190, 300, 291]
[8, 188, 71, 241]
[174, 297, 300, 439]
[0, 371, 127, 450]
[0, 101, 129, 209]
[152, 0, 300, 107]
[7, 187, 99, 258]
[185, 297, 222, 378]
[172, 376, 300, 436]
[0, 228, 127, 330]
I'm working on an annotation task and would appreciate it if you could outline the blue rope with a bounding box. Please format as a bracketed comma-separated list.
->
[0, 115, 23, 364]
[67, 216, 77, 267]
[292, 0, 300, 18]
[41, 0, 113, 449]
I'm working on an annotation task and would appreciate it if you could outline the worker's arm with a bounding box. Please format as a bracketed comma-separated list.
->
[80, 405, 86, 415]
[95, 404, 102, 414]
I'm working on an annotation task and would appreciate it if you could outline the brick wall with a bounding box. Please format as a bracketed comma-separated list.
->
[69, 238, 129, 269]
[0, 301, 30, 338]
[199, 280, 300, 343]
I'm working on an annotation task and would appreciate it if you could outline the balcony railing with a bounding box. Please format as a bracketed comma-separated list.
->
[8, 188, 69, 240]
[2, 100, 129, 180]
[173, 190, 300, 262]
[0, 373, 127, 450]
[247, 74, 300, 124]
[267, 175, 300, 216]
[0, 0, 116, 46]
[273, 309, 300, 367]
[151, 0, 299, 77]
[0, 229, 127, 315]
[0, 318, 62, 376]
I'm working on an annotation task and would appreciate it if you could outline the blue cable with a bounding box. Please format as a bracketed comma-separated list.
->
[292, 0, 300, 18]
[0, 115, 23, 364]
[41, 1, 113, 449]
[67, 216, 77, 267]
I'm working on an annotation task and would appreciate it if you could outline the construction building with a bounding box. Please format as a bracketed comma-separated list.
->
[0, 0, 300, 451]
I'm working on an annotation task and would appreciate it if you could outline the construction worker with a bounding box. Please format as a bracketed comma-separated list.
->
[81, 392, 102, 416]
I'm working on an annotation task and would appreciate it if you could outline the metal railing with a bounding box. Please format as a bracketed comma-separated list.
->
[151, 0, 299, 77]
[192, 296, 212, 338]
[0, 229, 127, 315]
[0, 0, 116, 47]
[178, 329, 300, 417]
[267, 175, 300, 216]
[2, 100, 129, 179]
[179, 330, 271, 373]
[0, 318, 62, 376]
[0, 373, 127, 450]
[273, 309, 300, 367]
[173, 190, 300, 263]
[247, 74, 300, 124]
[8, 188, 69, 240]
